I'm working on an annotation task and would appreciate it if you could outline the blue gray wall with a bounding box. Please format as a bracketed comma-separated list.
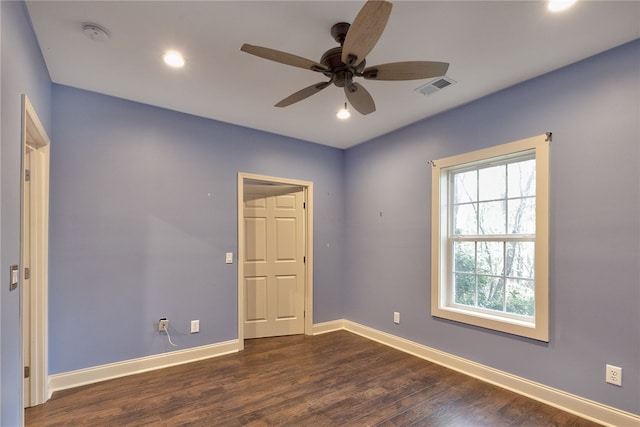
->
[344, 39, 639, 414]
[0, 1, 52, 425]
[49, 86, 346, 373]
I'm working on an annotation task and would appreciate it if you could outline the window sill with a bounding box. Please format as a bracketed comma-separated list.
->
[432, 305, 547, 342]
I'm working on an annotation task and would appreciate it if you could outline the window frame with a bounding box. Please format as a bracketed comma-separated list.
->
[431, 134, 550, 341]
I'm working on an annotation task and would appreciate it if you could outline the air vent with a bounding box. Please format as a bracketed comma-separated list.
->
[415, 76, 457, 96]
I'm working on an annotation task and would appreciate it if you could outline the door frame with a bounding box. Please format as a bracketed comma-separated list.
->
[237, 173, 313, 350]
[20, 94, 51, 406]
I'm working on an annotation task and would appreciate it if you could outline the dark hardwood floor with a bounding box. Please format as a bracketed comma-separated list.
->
[26, 330, 601, 426]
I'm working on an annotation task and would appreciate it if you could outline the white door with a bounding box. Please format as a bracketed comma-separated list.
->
[243, 184, 306, 338]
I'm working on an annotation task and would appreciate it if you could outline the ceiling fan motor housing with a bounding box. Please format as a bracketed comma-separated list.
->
[320, 46, 366, 87]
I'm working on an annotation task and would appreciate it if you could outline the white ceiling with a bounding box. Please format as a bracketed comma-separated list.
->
[26, 1, 639, 149]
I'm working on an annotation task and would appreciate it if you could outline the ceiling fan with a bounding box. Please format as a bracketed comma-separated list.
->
[240, 0, 449, 116]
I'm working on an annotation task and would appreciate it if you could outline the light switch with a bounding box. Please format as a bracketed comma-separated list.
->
[225, 252, 233, 264]
[191, 320, 200, 333]
[9, 265, 18, 291]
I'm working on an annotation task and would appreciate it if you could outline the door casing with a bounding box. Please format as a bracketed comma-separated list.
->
[21, 94, 51, 407]
[237, 173, 313, 349]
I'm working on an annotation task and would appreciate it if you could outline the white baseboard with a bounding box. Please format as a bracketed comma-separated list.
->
[48, 339, 240, 396]
[312, 319, 346, 335]
[317, 319, 638, 427]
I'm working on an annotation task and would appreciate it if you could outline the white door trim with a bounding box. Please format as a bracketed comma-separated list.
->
[21, 94, 51, 407]
[237, 173, 313, 350]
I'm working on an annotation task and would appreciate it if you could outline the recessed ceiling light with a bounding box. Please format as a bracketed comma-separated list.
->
[163, 50, 185, 68]
[548, 0, 577, 12]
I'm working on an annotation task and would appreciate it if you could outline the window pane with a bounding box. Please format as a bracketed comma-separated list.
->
[454, 170, 477, 203]
[454, 241, 475, 272]
[508, 159, 536, 198]
[506, 279, 535, 316]
[478, 165, 506, 201]
[477, 276, 504, 311]
[454, 203, 477, 235]
[508, 197, 535, 234]
[454, 273, 475, 305]
[477, 241, 504, 276]
[506, 242, 535, 279]
[478, 201, 506, 235]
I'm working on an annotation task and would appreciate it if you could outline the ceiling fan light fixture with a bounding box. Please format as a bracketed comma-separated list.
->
[547, 0, 577, 12]
[163, 50, 185, 68]
[337, 102, 351, 120]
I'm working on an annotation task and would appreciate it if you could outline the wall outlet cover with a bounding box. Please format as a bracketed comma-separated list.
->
[606, 364, 622, 386]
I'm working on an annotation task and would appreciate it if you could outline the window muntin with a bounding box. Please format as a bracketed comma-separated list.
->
[431, 135, 549, 341]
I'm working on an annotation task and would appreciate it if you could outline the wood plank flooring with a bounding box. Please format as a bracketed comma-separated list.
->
[26, 330, 602, 426]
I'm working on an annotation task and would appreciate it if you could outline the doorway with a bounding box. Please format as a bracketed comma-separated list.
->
[237, 173, 313, 349]
[21, 95, 51, 408]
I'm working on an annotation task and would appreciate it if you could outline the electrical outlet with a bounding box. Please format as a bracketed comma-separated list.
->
[191, 320, 200, 333]
[158, 318, 169, 332]
[606, 364, 622, 386]
[394, 312, 400, 324]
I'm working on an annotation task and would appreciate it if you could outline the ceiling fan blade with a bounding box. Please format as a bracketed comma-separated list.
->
[241, 44, 328, 72]
[275, 81, 332, 108]
[362, 61, 450, 81]
[341, 0, 393, 67]
[345, 82, 376, 115]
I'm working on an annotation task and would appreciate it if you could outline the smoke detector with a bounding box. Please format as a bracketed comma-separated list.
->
[415, 76, 456, 96]
[82, 24, 109, 42]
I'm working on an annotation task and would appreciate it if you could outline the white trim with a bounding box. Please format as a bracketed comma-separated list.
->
[312, 319, 346, 335]
[21, 94, 51, 407]
[431, 134, 550, 341]
[49, 340, 240, 394]
[237, 173, 314, 347]
[324, 319, 639, 427]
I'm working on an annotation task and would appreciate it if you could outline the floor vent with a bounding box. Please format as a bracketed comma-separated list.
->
[415, 76, 456, 96]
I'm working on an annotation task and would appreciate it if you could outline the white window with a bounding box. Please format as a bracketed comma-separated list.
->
[431, 134, 550, 341]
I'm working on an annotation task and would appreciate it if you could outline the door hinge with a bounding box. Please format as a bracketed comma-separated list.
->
[24, 366, 30, 379]
[24, 267, 30, 280]
[25, 169, 31, 182]
[303, 202, 306, 209]
[303, 256, 306, 263]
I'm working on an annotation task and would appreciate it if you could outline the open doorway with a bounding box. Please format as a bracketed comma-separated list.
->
[21, 94, 51, 408]
[237, 173, 313, 350]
